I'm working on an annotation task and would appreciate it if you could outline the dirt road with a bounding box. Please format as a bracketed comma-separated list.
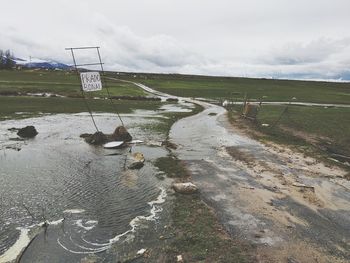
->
[130, 79, 350, 263]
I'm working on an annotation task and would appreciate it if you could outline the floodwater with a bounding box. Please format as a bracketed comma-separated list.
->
[0, 104, 192, 262]
[169, 101, 350, 260]
[130, 82, 350, 261]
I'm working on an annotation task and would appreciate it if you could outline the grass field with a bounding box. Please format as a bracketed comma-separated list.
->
[0, 96, 163, 121]
[108, 71, 350, 166]
[111, 72, 350, 104]
[228, 104, 350, 169]
[0, 70, 147, 97]
[1, 70, 349, 167]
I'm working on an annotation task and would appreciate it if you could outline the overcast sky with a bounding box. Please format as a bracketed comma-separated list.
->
[1, 0, 350, 80]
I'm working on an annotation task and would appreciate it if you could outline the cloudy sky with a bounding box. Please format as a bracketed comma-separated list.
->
[1, 0, 350, 80]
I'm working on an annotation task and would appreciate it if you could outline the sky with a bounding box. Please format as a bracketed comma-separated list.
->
[1, 0, 350, 80]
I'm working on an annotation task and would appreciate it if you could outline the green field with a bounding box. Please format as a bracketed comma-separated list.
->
[0, 70, 147, 97]
[0, 70, 155, 121]
[112, 72, 350, 104]
[0, 96, 163, 121]
[228, 104, 350, 169]
[1, 70, 349, 168]
[107, 72, 350, 167]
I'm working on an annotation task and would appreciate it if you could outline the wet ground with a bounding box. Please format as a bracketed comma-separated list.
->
[128, 82, 350, 262]
[169, 102, 350, 262]
[0, 103, 194, 263]
[1, 80, 350, 262]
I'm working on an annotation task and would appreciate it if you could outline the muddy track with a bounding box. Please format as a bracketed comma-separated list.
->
[128, 79, 350, 263]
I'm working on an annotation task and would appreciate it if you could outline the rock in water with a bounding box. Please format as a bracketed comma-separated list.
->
[81, 126, 132, 145]
[172, 182, 198, 194]
[128, 152, 145, 170]
[84, 132, 108, 145]
[17, 126, 38, 138]
[112, 126, 132, 142]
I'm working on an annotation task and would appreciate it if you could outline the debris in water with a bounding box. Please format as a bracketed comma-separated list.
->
[177, 255, 184, 262]
[81, 126, 132, 145]
[161, 140, 178, 150]
[137, 248, 146, 255]
[129, 140, 144, 144]
[103, 141, 125, 149]
[16, 126, 38, 138]
[128, 152, 145, 170]
[172, 182, 198, 194]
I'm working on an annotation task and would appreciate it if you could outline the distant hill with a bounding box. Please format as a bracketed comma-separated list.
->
[13, 57, 71, 70]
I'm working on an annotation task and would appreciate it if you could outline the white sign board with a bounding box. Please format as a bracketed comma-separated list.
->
[80, 72, 102, 92]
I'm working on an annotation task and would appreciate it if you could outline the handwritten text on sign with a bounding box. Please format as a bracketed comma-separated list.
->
[80, 72, 102, 92]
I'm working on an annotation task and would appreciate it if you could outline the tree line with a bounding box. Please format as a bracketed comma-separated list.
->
[0, 49, 15, 69]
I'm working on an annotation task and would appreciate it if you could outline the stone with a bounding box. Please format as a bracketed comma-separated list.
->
[128, 152, 145, 170]
[84, 132, 108, 145]
[17, 126, 38, 138]
[161, 140, 177, 149]
[81, 126, 132, 145]
[172, 182, 198, 194]
[137, 248, 146, 256]
[111, 126, 132, 142]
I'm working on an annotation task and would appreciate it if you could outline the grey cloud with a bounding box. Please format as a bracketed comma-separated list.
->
[0, 0, 350, 80]
[265, 38, 350, 65]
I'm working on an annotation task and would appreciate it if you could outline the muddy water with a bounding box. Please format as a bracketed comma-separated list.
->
[107, 81, 350, 261]
[0, 107, 187, 262]
[169, 101, 350, 260]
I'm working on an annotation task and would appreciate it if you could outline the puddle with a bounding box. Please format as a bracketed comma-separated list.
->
[0, 112, 171, 262]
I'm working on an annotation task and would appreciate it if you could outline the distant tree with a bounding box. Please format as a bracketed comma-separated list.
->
[0, 49, 16, 70]
[0, 49, 4, 69]
[4, 50, 15, 69]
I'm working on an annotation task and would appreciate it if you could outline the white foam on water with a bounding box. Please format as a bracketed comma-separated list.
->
[75, 220, 98, 231]
[0, 228, 30, 263]
[57, 187, 167, 254]
[57, 239, 108, 255]
[0, 218, 65, 262]
[63, 209, 85, 214]
[47, 219, 64, 226]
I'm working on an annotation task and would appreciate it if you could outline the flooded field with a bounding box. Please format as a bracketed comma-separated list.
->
[1, 80, 349, 262]
[0, 103, 194, 262]
[170, 102, 350, 262]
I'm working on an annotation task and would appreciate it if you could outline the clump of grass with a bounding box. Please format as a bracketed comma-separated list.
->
[154, 156, 189, 178]
[167, 194, 252, 262]
[228, 105, 350, 172]
[139, 103, 203, 136]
